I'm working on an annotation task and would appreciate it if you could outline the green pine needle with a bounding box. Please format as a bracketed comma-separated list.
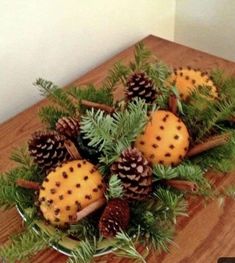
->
[68, 84, 113, 113]
[0, 228, 48, 263]
[154, 188, 188, 224]
[114, 231, 147, 263]
[81, 98, 149, 168]
[39, 105, 69, 129]
[68, 238, 97, 263]
[153, 164, 178, 181]
[35, 78, 76, 115]
[106, 174, 124, 200]
[102, 62, 131, 90]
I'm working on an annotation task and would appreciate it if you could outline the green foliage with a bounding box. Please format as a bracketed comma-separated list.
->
[67, 218, 99, 241]
[102, 62, 131, 90]
[154, 188, 188, 224]
[153, 162, 212, 195]
[0, 228, 48, 263]
[181, 75, 235, 141]
[105, 174, 124, 200]
[153, 164, 178, 181]
[114, 231, 147, 263]
[130, 42, 152, 72]
[0, 146, 42, 210]
[191, 131, 235, 172]
[68, 238, 97, 263]
[35, 78, 76, 115]
[68, 84, 114, 113]
[39, 105, 69, 129]
[81, 98, 149, 168]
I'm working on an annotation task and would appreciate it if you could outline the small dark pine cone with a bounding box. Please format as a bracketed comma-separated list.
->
[111, 147, 153, 201]
[56, 116, 80, 139]
[126, 72, 157, 103]
[99, 198, 130, 238]
[28, 131, 70, 171]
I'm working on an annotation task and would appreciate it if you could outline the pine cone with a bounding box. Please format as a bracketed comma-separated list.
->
[56, 117, 80, 139]
[99, 198, 130, 238]
[126, 72, 157, 103]
[111, 147, 153, 200]
[28, 131, 70, 171]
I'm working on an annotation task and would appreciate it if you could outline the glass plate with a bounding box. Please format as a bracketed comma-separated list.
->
[16, 205, 114, 257]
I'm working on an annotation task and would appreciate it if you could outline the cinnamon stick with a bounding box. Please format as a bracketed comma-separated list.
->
[76, 197, 106, 221]
[168, 94, 177, 115]
[64, 139, 82, 160]
[187, 133, 231, 157]
[166, 179, 198, 192]
[16, 179, 40, 190]
[81, 100, 115, 114]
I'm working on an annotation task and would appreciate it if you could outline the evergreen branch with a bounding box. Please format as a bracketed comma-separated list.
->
[146, 61, 171, 86]
[154, 188, 188, 224]
[38, 105, 69, 129]
[68, 84, 114, 113]
[81, 98, 149, 168]
[35, 78, 76, 114]
[191, 130, 235, 172]
[81, 109, 114, 150]
[114, 231, 146, 263]
[68, 238, 96, 263]
[10, 146, 34, 169]
[67, 219, 99, 240]
[131, 42, 152, 71]
[0, 228, 48, 263]
[128, 202, 174, 252]
[105, 174, 124, 200]
[102, 62, 131, 90]
[0, 168, 36, 210]
[153, 164, 178, 181]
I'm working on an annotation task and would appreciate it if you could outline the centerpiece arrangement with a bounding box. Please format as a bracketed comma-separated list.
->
[0, 43, 235, 263]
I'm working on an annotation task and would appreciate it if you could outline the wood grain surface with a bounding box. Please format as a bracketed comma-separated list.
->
[0, 35, 235, 263]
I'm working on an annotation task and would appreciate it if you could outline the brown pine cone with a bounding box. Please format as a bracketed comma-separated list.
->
[111, 147, 153, 201]
[126, 72, 157, 103]
[99, 198, 130, 238]
[28, 131, 70, 171]
[56, 116, 80, 139]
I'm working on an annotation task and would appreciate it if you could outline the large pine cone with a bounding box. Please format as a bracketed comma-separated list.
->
[111, 147, 153, 200]
[56, 117, 80, 139]
[99, 198, 130, 238]
[126, 72, 157, 103]
[28, 131, 70, 171]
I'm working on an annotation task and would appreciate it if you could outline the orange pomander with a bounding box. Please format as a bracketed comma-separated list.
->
[135, 110, 190, 166]
[168, 68, 218, 100]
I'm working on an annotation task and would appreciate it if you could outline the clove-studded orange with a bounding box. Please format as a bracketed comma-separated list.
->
[135, 110, 190, 166]
[38, 160, 104, 227]
[168, 68, 218, 100]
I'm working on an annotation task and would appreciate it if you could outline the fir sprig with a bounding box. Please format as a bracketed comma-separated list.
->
[130, 42, 152, 72]
[105, 174, 124, 200]
[35, 78, 76, 115]
[68, 238, 97, 263]
[0, 228, 48, 263]
[81, 98, 149, 168]
[154, 188, 188, 224]
[102, 62, 131, 90]
[67, 219, 99, 241]
[38, 105, 69, 129]
[68, 84, 113, 113]
[114, 231, 147, 263]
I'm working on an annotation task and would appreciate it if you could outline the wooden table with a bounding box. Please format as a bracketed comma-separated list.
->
[0, 35, 235, 263]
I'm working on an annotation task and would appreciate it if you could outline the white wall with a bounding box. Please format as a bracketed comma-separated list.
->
[175, 0, 235, 62]
[0, 0, 176, 123]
